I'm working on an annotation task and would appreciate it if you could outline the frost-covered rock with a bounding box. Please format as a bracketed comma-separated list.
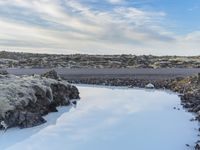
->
[41, 69, 61, 80]
[0, 73, 79, 129]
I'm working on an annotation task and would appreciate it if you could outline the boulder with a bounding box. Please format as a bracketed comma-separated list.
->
[193, 105, 200, 113]
[195, 142, 200, 150]
[0, 70, 8, 75]
[0, 71, 80, 129]
[41, 69, 61, 80]
[145, 83, 155, 89]
[198, 73, 200, 83]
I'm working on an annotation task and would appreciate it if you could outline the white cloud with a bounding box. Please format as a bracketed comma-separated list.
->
[107, 0, 124, 4]
[0, 0, 199, 55]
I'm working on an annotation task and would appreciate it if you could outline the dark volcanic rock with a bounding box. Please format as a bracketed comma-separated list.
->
[1, 51, 200, 68]
[198, 73, 200, 84]
[195, 142, 200, 150]
[3, 111, 46, 129]
[41, 69, 61, 80]
[0, 70, 8, 75]
[0, 71, 79, 129]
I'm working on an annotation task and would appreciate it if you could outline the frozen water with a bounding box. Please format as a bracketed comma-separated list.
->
[0, 85, 198, 150]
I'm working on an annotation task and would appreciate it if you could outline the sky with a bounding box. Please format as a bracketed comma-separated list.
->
[0, 0, 199, 55]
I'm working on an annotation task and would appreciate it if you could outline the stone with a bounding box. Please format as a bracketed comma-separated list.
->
[186, 144, 190, 147]
[0, 70, 8, 75]
[0, 71, 80, 129]
[198, 73, 200, 83]
[41, 69, 61, 80]
[193, 105, 200, 113]
[145, 83, 155, 89]
[18, 112, 46, 128]
[195, 143, 200, 150]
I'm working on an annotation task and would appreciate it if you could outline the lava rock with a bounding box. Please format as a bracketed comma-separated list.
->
[0, 70, 8, 75]
[41, 69, 61, 80]
[0, 71, 80, 129]
[195, 142, 200, 150]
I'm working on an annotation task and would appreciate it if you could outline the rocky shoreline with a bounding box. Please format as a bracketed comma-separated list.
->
[0, 70, 80, 129]
[68, 75, 200, 149]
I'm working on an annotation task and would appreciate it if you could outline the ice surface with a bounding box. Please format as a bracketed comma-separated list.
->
[0, 85, 198, 150]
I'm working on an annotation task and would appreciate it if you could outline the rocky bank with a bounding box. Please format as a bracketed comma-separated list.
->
[0, 70, 79, 129]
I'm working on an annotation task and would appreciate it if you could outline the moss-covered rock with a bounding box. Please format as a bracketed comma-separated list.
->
[0, 72, 79, 129]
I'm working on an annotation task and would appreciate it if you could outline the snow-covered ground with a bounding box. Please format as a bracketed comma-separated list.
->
[0, 85, 198, 150]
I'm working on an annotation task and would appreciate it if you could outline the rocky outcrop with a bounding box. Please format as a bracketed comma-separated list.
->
[41, 69, 61, 80]
[0, 71, 79, 129]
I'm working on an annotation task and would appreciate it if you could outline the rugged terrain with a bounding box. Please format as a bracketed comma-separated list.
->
[0, 51, 200, 69]
[1, 51, 200, 149]
[0, 70, 79, 129]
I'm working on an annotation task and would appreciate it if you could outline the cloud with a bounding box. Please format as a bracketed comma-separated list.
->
[0, 0, 199, 55]
[107, 0, 124, 4]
